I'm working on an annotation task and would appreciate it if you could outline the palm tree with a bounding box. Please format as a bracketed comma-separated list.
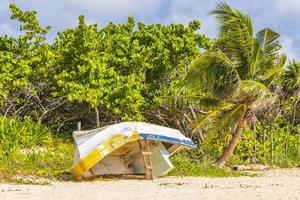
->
[283, 61, 300, 127]
[181, 3, 286, 167]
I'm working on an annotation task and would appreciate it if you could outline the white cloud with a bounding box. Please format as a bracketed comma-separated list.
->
[164, 0, 300, 60]
[0, 23, 16, 35]
[0, 0, 10, 11]
[280, 36, 299, 61]
[0, 0, 299, 60]
[6, 0, 164, 39]
[63, 0, 162, 17]
[162, 0, 217, 37]
[272, 0, 300, 15]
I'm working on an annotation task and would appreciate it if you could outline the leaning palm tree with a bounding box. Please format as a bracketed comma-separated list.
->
[181, 3, 286, 167]
[283, 61, 300, 127]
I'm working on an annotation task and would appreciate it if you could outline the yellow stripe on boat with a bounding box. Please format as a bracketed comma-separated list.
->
[71, 132, 140, 178]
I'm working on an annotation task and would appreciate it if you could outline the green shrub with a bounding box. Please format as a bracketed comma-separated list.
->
[0, 116, 51, 157]
[0, 116, 74, 182]
[234, 119, 300, 167]
[197, 117, 299, 168]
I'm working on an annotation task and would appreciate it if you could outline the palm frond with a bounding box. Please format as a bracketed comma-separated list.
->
[209, 104, 246, 133]
[251, 28, 281, 77]
[283, 60, 300, 90]
[198, 97, 223, 108]
[180, 51, 240, 99]
[211, 2, 253, 36]
[233, 80, 269, 103]
[250, 92, 277, 112]
[196, 103, 246, 148]
[194, 109, 218, 129]
[162, 94, 226, 115]
[256, 28, 280, 54]
[162, 95, 204, 105]
[262, 54, 286, 83]
[211, 2, 254, 79]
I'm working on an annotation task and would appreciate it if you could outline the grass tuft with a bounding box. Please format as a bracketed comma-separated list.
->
[0, 116, 74, 183]
[169, 152, 245, 177]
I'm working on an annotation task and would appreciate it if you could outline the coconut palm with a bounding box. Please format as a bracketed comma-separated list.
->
[284, 61, 300, 90]
[181, 3, 286, 167]
[283, 61, 300, 127]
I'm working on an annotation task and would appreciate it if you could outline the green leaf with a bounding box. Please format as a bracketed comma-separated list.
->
[180, 51, 240, 99]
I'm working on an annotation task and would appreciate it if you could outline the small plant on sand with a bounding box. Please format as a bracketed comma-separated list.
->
[169, 151, 244, 177]
[0, 116, 74, 183]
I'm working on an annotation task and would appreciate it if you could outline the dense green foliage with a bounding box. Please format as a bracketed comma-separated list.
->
[0, 2, 299, 181]
[0, 3, 211, 131]
[239, 120, 299, 167]
[206, 118, 300, 167]
[52, 16, 210, 121]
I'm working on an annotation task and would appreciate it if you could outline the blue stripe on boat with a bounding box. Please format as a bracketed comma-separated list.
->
[139, 133, 196, 148]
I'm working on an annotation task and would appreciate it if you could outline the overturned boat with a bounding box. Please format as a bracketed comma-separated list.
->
[71, 122, 195, 180]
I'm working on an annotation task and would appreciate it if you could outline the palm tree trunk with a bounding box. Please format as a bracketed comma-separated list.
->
[216, 119, 244, 168]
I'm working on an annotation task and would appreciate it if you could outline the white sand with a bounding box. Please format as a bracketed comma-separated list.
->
[1, 169, 300, 200]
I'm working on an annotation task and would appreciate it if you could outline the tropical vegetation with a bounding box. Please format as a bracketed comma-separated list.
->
[0, 2, 299, 181]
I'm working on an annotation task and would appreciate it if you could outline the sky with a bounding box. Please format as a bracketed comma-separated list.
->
[0, 0, 299, 60]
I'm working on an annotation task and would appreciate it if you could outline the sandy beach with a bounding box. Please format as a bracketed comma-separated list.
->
[1, 168, 300, 200]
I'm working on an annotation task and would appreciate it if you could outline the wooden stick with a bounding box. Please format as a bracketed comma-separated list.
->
[270, 132, 274, 165]
[139, 139, 154, 180]
[77, 122, 81, 131]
